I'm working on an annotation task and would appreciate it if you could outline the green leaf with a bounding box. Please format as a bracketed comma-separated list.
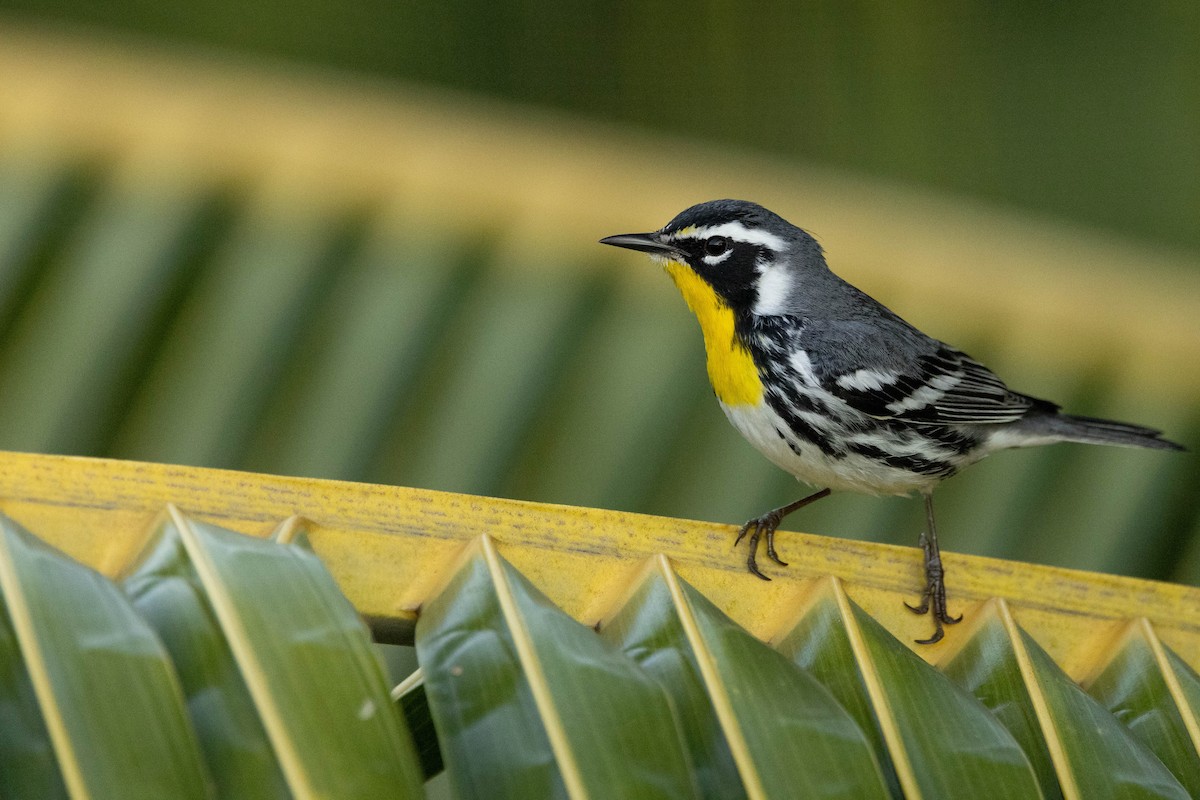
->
[416, 536, 699, 800]
[1164, 649, 1200, 732]
[0, 512, 211, 798]
[599, 566, 747, 800]
[168, 508, 424, 799]
[603, 558, 890, 800]
[943, 599, 1188, 799]
[0, 587, 68, 799]
[937, 607, 1060, 799]
[776, 579, 1043, 800]
[1018, 626, 1188, 799]
[774, 583, 903, 798]
[1084, 621, 1200, 796]
[123, 516, 289, 799]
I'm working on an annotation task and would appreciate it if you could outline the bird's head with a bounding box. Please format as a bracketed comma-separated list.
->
[600, 199, 823, 317]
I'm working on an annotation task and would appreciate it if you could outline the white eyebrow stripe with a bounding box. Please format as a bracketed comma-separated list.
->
[670, 222, 790, 252]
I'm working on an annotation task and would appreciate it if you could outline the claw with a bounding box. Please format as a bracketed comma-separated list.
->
[732, 488, 832, 581]
[744, 521, 772, 581]
[907, 493, 963, 644]
[908, 578, 958, 643]
[915, 624, 945, 646]
[735, 511, 784, 581]
[904, 597, 930, 615]
[747, 559, 772, 581]
[764, 525, 788, 566]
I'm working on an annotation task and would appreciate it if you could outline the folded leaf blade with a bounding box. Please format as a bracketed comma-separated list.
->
[0, 512, 210, 798]
[1013, 622, 1189, 800]
[775, 580, 1043, 800]
[170, 509, 423, 799]
[600, 565, 744, 800]
[416, 536, 698, 800]
[123, 517, 289, 799]
[942, 599, 1190, 800]
[1083, 620, 1200, 796]
[936, 606, 1060, 798]
[657, 563, 891, 800]
[0, 584, 68, 799]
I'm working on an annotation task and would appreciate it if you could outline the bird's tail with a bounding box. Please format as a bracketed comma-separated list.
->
[1036, 412, 1185, 452]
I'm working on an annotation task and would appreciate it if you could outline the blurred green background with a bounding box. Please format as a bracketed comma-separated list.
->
[0, 5, 1197, 586]
[7, 2, 1199, 250]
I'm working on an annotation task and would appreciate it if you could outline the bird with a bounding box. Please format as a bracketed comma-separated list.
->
[600, 199, 1183, 644]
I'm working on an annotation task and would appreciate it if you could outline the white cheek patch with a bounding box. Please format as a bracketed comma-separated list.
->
[753, 263, 793, 315]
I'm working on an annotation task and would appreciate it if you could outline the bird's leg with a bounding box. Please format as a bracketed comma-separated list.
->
[905, 492, 962, 644]
[735, 488, 831, 580]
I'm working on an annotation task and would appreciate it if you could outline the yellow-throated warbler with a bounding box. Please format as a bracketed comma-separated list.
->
[601, 199, 1183, 644]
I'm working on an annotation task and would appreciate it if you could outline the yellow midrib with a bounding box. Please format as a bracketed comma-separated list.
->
[4, 450, 1200, 667]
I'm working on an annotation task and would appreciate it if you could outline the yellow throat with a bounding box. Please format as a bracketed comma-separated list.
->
[664, 260, 763, 406]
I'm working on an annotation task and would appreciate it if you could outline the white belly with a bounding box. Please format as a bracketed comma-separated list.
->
[719, 400, 943, 496]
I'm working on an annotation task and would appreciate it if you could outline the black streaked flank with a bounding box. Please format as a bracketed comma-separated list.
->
[775, 426, 804, 457]
[763, 387, 840, 457]
[845, 443, 958, 477]
[904, 422, 981, 456]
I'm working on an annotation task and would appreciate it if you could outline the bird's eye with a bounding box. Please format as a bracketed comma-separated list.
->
[704, 236, 728, 256]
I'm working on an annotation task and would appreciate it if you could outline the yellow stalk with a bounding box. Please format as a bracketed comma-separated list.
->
[0, 450, 1197, 670]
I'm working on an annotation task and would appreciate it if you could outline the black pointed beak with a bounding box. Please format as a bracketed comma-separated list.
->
[599, 232, 683, 258]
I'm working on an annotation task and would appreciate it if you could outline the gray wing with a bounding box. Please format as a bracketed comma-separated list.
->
[800, 319, 1047, 424]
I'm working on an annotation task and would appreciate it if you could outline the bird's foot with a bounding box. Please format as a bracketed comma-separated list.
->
[734, 511, 789, 581]
[904, 532, 962, 644]
[734, 489, 831, 581]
